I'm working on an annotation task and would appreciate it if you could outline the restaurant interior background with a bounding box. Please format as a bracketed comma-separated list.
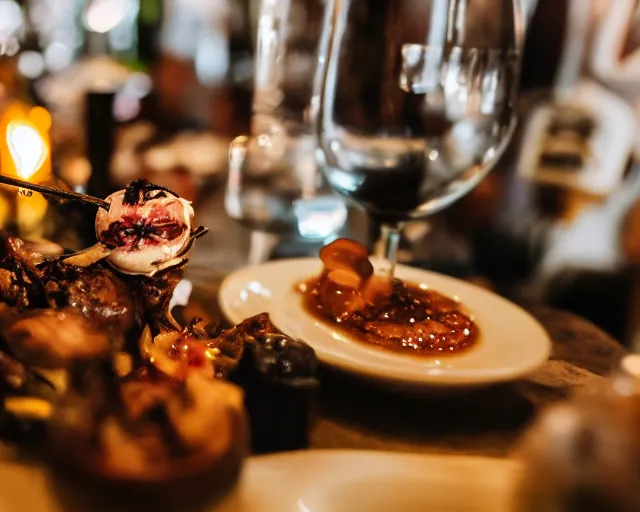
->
[0, 0, 639, 348]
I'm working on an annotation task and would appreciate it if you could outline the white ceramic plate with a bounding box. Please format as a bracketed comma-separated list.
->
[219, 259, 551, 389]
[229, 450, 522, 512]
[0, 448, 521, 512]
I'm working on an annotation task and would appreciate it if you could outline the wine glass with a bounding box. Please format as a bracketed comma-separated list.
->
[226, 132, 348, 265]
[225, 0, 347, 265]
[316, 0, 524, 276]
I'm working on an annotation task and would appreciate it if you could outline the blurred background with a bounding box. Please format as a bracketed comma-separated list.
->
[0, 0, 639, 349]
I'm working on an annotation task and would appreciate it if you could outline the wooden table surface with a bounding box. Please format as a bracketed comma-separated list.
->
[187, 267, 627, 459]
[310, 308, 625, 458]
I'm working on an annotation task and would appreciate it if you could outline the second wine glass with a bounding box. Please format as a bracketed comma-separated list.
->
[226, 0, 347, 265]
[317, 0, 524, 276]
[226, 133, 348, 264]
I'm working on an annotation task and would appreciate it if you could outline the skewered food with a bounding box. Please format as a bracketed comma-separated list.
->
[0, 179, 320, 507]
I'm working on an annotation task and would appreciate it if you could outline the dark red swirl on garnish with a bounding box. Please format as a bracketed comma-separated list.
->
[99, 215, 186, 250]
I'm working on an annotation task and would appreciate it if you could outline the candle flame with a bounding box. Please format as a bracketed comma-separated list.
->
[6, 120, 48, 181]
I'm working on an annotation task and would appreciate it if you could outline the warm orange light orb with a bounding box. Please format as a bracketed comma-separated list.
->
[6, 120, 49, 180]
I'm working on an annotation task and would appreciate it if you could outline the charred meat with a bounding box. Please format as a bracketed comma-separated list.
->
[0, 236, 46, 309]
[40, 260, 140, 342]
[131, 269, 185, 334]
[138, 313, 280, 381]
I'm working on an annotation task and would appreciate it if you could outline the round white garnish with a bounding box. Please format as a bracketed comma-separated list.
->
[95, 186, 194, 275]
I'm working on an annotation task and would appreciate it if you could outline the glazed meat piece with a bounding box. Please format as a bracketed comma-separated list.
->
[139, 313, 278, 381]
[40, 261, 140, 343]
[318, 238, 374, 279]
[301, 238, 479, 356]
[208, 313, 279, 377]
[138, 318, 222, 380]
[312, 238, 392, 318]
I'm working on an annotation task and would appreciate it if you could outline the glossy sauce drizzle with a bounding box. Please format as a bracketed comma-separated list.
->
[298, 276, 479, 356]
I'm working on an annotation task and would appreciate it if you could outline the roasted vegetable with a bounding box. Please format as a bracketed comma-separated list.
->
[48, 365, 247, 511]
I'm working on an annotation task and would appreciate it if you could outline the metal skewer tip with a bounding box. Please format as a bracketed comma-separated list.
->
[0, 175, 110, 211]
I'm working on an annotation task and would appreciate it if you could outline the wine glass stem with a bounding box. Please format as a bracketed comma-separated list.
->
[375, 222, 403, 277]
[247, 230, 279, 266]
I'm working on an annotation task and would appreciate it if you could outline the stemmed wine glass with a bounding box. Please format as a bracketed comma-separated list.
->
[316, 0, 524, 276]
[226, 131, 348, 265]
[226, 0, 347, 265]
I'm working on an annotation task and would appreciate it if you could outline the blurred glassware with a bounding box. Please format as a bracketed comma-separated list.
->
[316, 0, 524, 276]
[521, 0, 539, 25]
[225, 0, 346, 264]
[26, 0, 82, 74]
[252, 0, 332, 134]
[156, 0, 242, 130]
[36, 56, 151, 127]
[82, 0, 140, 64]
[226, 133, 347, 264]
[160, 0, 238, 88]
[0, 0, 24, 57]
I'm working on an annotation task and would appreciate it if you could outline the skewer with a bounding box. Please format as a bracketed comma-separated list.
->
[0, 174, 110, 211]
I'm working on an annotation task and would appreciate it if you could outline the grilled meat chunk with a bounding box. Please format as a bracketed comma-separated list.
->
[40, 261, 140, 343]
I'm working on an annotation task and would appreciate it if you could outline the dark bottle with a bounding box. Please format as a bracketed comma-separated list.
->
[230, 332, 319, 453]
[138, 0, 163, 68]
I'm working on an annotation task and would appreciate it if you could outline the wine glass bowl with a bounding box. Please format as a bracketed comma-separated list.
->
[317, 0, 523, 274]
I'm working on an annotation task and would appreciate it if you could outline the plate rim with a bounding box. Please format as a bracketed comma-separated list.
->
[246, 447, 520, 469]
[219, 258, 551, 387]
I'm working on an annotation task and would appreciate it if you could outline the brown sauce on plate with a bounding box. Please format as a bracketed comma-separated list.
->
[298, 276, 479, 357]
